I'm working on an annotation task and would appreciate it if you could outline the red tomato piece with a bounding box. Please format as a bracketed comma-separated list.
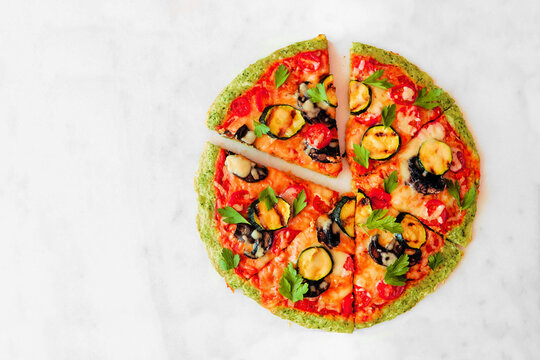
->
[304, 124, 332, 149]
[429, 106, 443, 121]
[368, 188, 391, 209]
[280, 185, 308, 205]
[389, 83, 417, 105]
[227, 190, 252, 213]
[376, 280, 405, 300]
[230, 96, 251, 117]
[424, 199, 448, 226]
[355, 114, 380, 127]
[343, 256, 354, 272]
[297, 52, 321, 71]
[271, 228, 300, 254]
[254, 87, 270, 112]
[312, 195, 332, 214]
[341, 293, 354, 316]
[354, 286, 373, 309]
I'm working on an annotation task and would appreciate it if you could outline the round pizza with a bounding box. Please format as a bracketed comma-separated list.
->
[195, 35, 480, 333]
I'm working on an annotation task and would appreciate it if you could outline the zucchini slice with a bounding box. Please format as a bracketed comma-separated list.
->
[349, 80, 372, 115]
[417, 139, 452, 175]
[355, 190, 372, 226]
[396, 213, 427, 249]
[297, 246, 333, 281]
[321, 75, 338, 107]
[259, 105, 306, 140]
[361, 125, 401, 160]
[248, 197, 291, 231]
[330, 196, 355, 238]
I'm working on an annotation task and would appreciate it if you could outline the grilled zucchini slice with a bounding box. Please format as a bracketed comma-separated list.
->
[330, 196, 356, 238]
[349, 80, 372, 115]
[355, 190, 372, 227]
[297, 246, 333, 281]
[259, 105, 306, 140]
[417, 139, 452, 175]
[248, 197, 291, 231]
[396, 213, 427, 249]
[321, 75, 337, 107]
[361, 125, 401, 160]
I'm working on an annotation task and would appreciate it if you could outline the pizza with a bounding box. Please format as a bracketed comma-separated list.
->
[195, 36, 481, 333]
[207, 35, 342, 177]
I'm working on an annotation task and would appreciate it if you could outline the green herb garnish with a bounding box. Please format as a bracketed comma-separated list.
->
[446, 179, 477, 210]
[353, 143, 370, 168]
[362, 69, 394, 90]
[274, 64, 290, 89]
[219, 248, 240, 271]
[253, 121, 270, 137]
[292, 189, 307, 217]
[306, 83, 328, 104]
[279, 263, 309, 302]
[383, 170, 399, 194]
[384, 254, 410, 286]
[414, 88, 442, 109]
[259, 186, 278, 211]
[428, 252, 443, 270]
[362, 208, 403, 234]
[217, 206, 250, 224]
[381, 104, 397, 128]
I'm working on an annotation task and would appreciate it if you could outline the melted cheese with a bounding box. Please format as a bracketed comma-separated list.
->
[225, 154, 252, 178]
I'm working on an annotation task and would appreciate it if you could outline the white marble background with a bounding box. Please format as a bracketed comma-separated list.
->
[1, 0, 539, 359]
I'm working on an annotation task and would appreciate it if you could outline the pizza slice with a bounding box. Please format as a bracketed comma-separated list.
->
[353, 191, 462, 327]
[353, 107, 480, 242]
[346, 42, 454, 179]
[208, 35, 343, 177]
[250, 194, 356, 333]
[195, 143, 338, 294]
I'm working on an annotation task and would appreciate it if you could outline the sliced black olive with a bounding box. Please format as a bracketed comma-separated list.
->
[234, 223, 273, 259]
[304, 139, 341, 163]
[303, 278, 330, 298]
[407, 156, 446, 194]
[225, 153, 268, 183]
[316, 214, 341, 249]
[368, 234, 402, 267]
[297, 82, 337, 128]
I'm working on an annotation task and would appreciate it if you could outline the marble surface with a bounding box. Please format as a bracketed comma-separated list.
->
[1, 0, 540, 359]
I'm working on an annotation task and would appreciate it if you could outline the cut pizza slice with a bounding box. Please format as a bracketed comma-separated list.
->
[346, 42, 455, 179]
[208, 34, 343, 177]
[250, 194, 357, 333]
[195, 143, 339, 294]
[353, 107, 480, 242]
[353, 191, 463, 328]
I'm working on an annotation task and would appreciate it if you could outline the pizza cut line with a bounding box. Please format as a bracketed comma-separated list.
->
[196, 35, 480, 333]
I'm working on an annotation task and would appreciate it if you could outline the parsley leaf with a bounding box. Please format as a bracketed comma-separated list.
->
[414, 88, 442, 109]
[353, 143, 370, 168]
[219, 248, 240, 271]
[384, 254, 409, 286]
[461, 186, 476, 210]
[253, 121, 270, 137]
[383, 171, 399, 194]
[446, 179, 476, 210]
[259, 186, 278, 211]
[292, 189, 307, 217]
[306, 83, 328, 104]
[279, 263, 309, 302]
[428, 252, 443, 270]
[381, 104, 397, 128]
[274, 64, 290, 89]
[446, 179, 462, 207]
[361, 69, 394, 90]
[362, 209, 403, 234]
[217, 206, 250, 224]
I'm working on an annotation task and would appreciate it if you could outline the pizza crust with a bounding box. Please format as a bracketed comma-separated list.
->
[207, 35, 328, 130]
[272, 307, 354, 333]
[355, 241, 463, 329]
